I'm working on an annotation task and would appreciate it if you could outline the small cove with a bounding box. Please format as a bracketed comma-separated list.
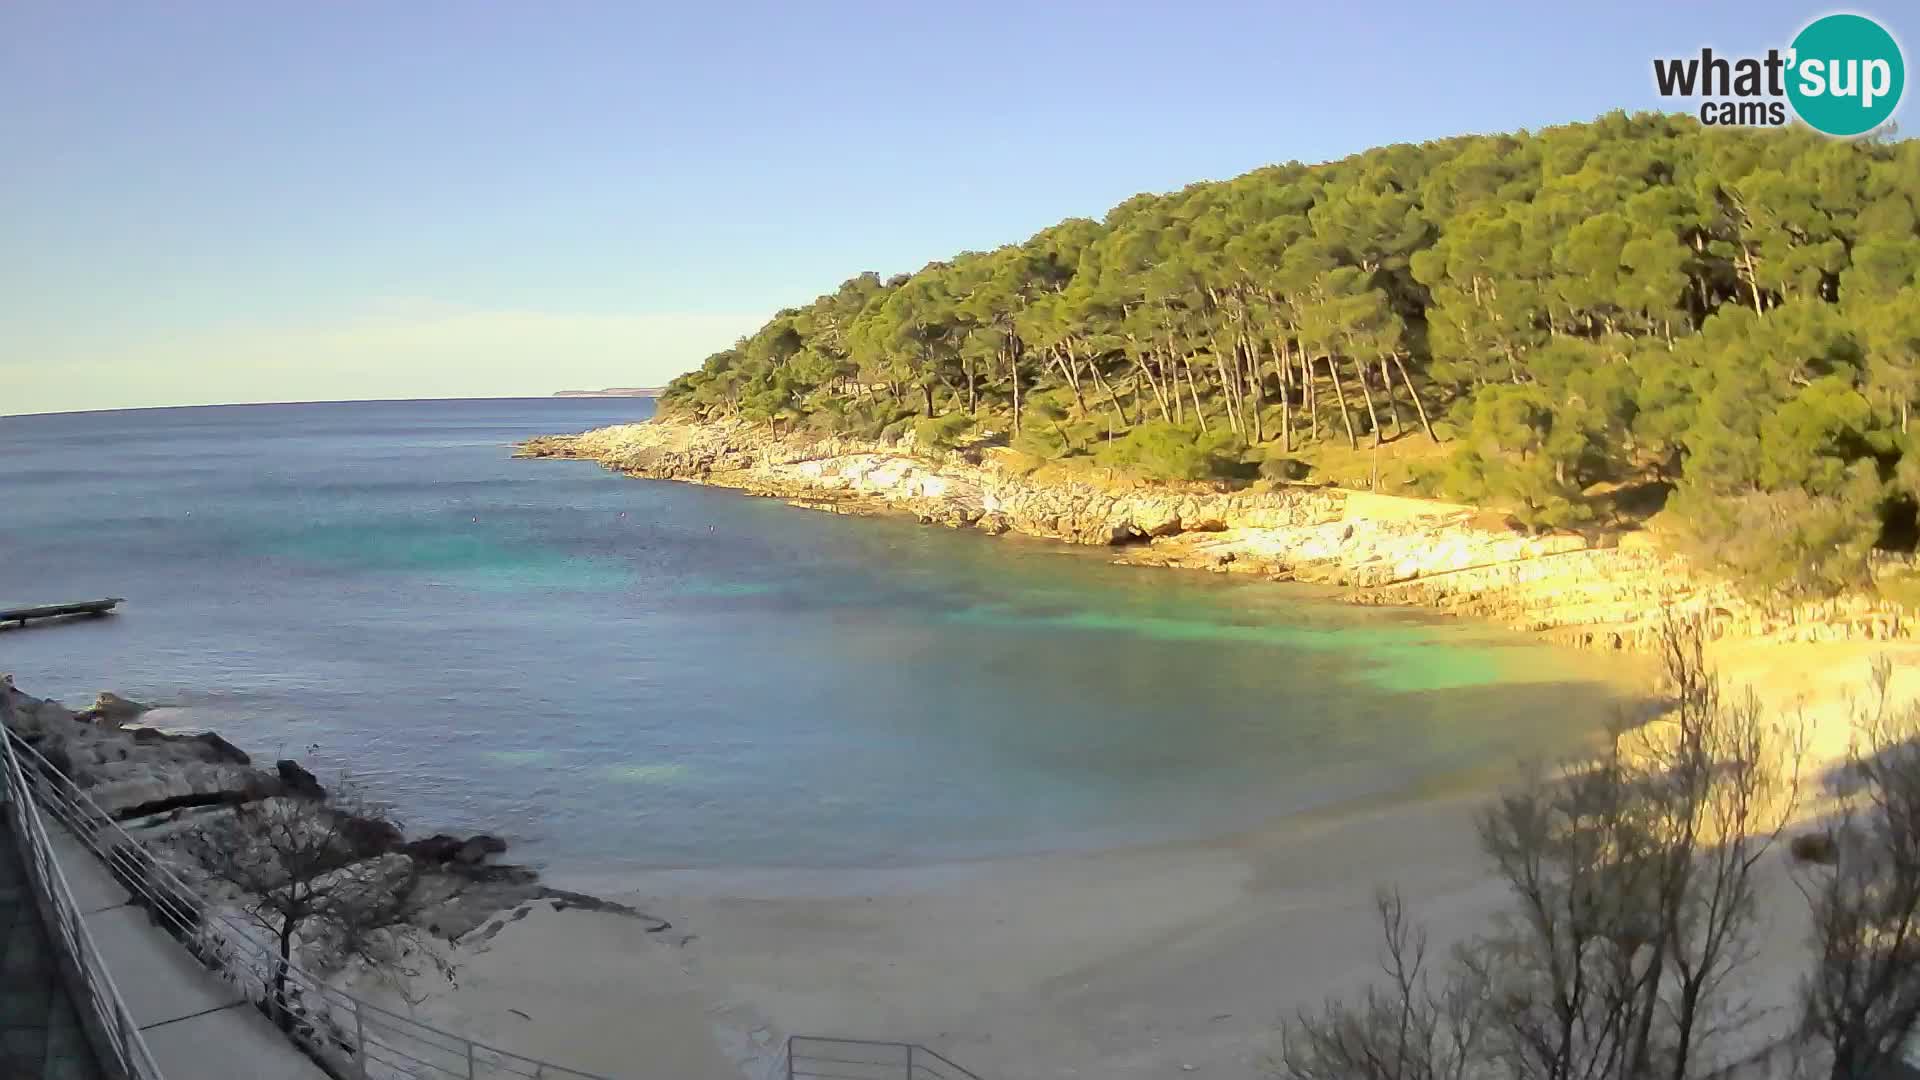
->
[0, 398, 1651, 873]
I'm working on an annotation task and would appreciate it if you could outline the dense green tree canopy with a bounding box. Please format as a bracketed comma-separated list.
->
[663, 113, 1920, 598]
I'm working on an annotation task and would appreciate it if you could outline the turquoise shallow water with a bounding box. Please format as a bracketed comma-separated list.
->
[0, 399, 1648, 871]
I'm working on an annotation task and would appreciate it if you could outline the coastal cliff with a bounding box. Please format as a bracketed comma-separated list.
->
[520, 417, 1917, 649]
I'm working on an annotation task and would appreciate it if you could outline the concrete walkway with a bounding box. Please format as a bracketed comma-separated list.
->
[0, 824, 101, 1080]
[46, 826, 327, 1080]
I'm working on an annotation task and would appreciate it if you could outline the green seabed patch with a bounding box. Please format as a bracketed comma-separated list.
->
[670, 579, 780, 599]
[486, 753, 690, 783]
[1360, 643, 1510, 693]
[263, 521, 633, 592]
[601, 762, 690, 784]
[481, 749, 552, 766]
[941, 603, 1558, 693]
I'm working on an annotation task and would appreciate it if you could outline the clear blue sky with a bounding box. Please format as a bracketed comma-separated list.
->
[2, 1, 1910, 414]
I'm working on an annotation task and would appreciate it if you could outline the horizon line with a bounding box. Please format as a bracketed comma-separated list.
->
[0, 393, 662, 421]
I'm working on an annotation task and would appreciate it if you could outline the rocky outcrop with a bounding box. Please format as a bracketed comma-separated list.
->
[0, 679, 652, 945]
[78, 691, 149, 725]
[276, 758, 326, 799]
[520, 417, 1920, 649]
[519, 420, 1353, 548]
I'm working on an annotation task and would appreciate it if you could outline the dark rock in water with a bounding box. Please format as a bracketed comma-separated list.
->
[339, 813, 405, 858]
[276, 759, 325, 799]
[402, 834, 465, 864]
[455, 834, 508, 865]
[403, 832, 509, 866]
[80, 692, 149, 725]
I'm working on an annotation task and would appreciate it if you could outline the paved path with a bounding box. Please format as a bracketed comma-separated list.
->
[0, 823, 101, 1080]
[47, 825, 328, 1080]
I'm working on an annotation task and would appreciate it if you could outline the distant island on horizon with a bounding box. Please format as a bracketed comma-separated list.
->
[552, 387, 664, 398]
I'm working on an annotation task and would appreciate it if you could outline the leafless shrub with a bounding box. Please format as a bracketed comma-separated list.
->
[1275, 617, 1801, 1080]
[1797, 658, 1920, 1080]
[182, 779, 443, 1030]
[1279, 889, 1488, 1080]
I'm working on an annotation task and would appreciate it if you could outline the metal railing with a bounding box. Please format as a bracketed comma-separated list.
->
[0, 722, 167, 1080]
[785, 1036, 982, 1080]
[4, 725, 614, 1080]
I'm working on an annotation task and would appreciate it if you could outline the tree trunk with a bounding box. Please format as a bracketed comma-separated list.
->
[1270, 338, 1292, 453]
[1348, 353, 1383, 448]
[1235, 333, 1262, 443]
[1089, 366, 1127, 431]
[1061, 358, 1087, 415]
[1093, 366, 1133, 426]
[1130, 343, 1172, 424]
[1322, 355, 1357, 449]
[274, 922, 296, 1031]
[1665, 981, 1700, 1080]
[1182, 356, 1209, 434]
[1249, 343, 1265, 444]
[1379, 357, 1404, 438]
[1008, 333, 1022, 437]
[1302, 349, 1318, 442]
[1056, 343, 1087, 416]
[1391, 354, 1438, 443]
[1212, 347, 1241, 438]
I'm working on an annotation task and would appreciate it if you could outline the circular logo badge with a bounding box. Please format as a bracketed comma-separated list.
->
[1787, 13, 1905, 136]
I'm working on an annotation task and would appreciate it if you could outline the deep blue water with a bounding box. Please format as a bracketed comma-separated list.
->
[0, 399, 1644, 873]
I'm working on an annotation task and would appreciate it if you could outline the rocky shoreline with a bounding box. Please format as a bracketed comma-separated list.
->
[0, 673, 671, 1075]
[519, 416, 1916, 649]
[2, 679, 653, 936]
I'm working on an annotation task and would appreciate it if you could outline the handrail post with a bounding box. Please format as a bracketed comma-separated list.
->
[468, 1036, 478, 1080]
[907, 1043, 915, 1079]
[786, 1035, 795, 1080]
[354, 999, 367, 1079]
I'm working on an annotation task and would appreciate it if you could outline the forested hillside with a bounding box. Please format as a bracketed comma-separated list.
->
[661, 113, 1920, 598]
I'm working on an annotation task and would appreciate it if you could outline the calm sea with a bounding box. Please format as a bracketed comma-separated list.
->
[0, 398, 1645, 875]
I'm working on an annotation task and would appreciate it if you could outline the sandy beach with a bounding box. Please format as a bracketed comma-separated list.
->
[338, 638, 1908, 1080]
[347, 786, 1517, 1079]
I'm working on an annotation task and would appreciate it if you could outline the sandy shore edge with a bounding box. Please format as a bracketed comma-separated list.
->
[334, 638, 1920, 1080]
[10, 647, 1910, 1079]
